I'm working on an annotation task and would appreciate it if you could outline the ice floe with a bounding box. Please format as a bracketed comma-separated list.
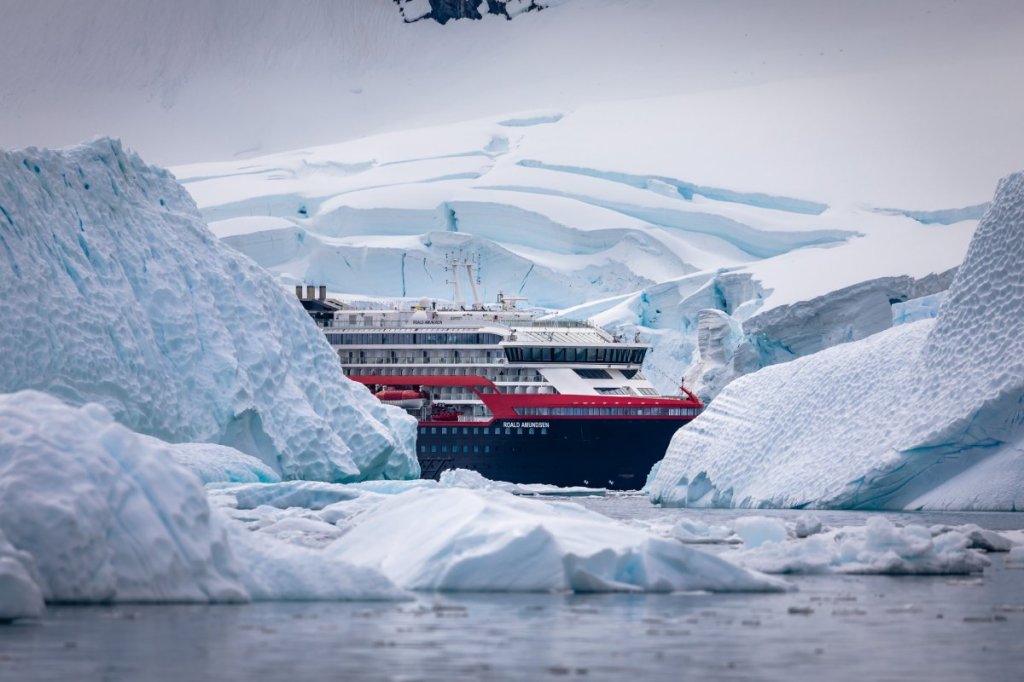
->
[327, 488, 788, 593]
[730, 518, 992, 576]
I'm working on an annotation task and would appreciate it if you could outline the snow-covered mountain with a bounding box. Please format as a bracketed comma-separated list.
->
[172, 103, 977, 395]
[649, 171, 1024, 511]
[0, 138, 417, 482]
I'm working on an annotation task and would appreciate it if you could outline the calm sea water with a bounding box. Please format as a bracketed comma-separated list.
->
[2, 497, 1022, 682]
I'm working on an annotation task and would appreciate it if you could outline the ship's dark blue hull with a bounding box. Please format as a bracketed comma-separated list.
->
[415, 417, 693, 489]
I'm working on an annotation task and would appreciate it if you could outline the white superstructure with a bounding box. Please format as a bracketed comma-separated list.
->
[302, 290, 667, 420]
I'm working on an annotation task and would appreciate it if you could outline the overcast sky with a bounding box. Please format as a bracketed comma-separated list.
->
[1, 0, 1022, 166]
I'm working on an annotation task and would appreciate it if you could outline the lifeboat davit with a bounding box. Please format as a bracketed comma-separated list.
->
[375, 389, 427, 409]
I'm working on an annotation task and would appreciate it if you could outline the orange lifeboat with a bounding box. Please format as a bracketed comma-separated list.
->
[374, 389, 427, 409]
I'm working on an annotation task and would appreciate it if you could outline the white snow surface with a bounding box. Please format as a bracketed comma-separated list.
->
[0, 138, 417, 482]
[0, 391, 406, 606]
[649, 172, 1024, 510]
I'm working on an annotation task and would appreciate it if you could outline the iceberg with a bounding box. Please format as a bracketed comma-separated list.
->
[649, 172, 1024, 510]
[327, 488, 788, 593]
[0, 391, 405, 608]
[0, 139, 417, 482]
[0, 390, 248, 603]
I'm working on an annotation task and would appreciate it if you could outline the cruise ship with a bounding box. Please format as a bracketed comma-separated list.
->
[295, 266, 702, 488]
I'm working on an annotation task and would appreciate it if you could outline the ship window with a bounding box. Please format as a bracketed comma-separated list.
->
[441, 427, 448, 435]
[431, 427, 437, 435]
[528, 428, 535, 435]
[441, 445, 448, 453]
[552, 347, 565, 362]
[596, 387, 629, 395]
[574, 368, 610, 379]
[431, 445, 437, 453]
[419, 445, 425, 453]
[541, 427, 547, 435]
[483, 427, 490, 435]
[620, 369, 638, 379]
[504, 427, 511, 435]
[473, 427, 479, 435]
[517, 428, 523, 435]
[473, 445, 480, 453]
[484, 445, 490, 454]
[462, 427, 469, 435]
[463, 445, 469, 454]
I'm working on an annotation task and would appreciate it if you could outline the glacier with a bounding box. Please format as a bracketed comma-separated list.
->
[0, 138, 417, 482]
[173, 105, 976, 399]
[648, 171, 1024, 511]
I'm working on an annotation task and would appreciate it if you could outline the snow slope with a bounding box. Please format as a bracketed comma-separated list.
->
[648, 172, 1024, 511]
[0, 138, 417, 482]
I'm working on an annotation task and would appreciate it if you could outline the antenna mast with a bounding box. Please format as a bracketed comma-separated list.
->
[445, 250, 483, 309]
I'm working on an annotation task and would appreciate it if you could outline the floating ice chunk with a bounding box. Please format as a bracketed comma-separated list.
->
[0, 391, 248, 603]
[930, 525, 1013, 552]
[229, 481, 363, 511]
[335, 479, 440, 495]
[670, 518, 738, 544]
[734, 518, 989, 575]
[161, 440, 282, 484]
[327, 488, 788, 593]
[0, 530, 44, 622]
[439, 468, 607, 496]
[225, 524, 405, 601]
[1007, 546, 1024, 567]
[439, 468, 518, 492]
[733, 516, 788, 548]
[794, 514, 824, 538]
